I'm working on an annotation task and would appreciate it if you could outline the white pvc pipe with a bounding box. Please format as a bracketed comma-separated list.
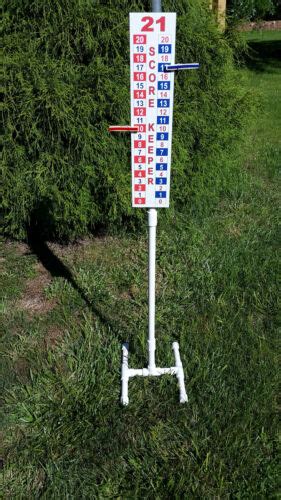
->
[152, 0, 162, 12]
[173, 342, 188, 403]
[121, 343, 129, 405]
[121, 351, 188, 403]
[148, 209, 157, 371]
[121, 341, 188, 404]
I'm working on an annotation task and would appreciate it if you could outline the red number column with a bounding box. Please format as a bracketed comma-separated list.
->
[133, 34, 147, 206]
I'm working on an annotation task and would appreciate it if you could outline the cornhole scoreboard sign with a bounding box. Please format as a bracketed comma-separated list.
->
[130, 13, 176, 208]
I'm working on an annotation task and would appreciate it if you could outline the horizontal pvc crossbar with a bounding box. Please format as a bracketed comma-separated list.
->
[165, 63, 200, 71]
[108, 126, 138, 132]
[127, 366, 177, 377]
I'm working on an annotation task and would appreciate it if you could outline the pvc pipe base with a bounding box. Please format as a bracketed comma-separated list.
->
[121, 342, 188, 406]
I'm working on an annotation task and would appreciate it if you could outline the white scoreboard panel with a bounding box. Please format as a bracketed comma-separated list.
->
[129, 13, 176, 208]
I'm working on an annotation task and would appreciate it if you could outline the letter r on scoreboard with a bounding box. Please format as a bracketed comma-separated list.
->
[129, 12, 176, 208]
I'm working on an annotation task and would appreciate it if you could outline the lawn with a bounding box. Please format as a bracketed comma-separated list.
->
[244, 28, 281, 42]
[1, 31, 280, 497]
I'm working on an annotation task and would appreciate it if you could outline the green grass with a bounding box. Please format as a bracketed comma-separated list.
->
[243, 29, 281, 43]
[1, 31, 280, 497]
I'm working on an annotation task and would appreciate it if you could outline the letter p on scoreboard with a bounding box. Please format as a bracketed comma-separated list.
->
[130, 12, 176, 208]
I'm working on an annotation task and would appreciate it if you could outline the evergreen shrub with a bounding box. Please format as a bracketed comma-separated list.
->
[2, 0, 252, 240]
[227, 0, 280, 22]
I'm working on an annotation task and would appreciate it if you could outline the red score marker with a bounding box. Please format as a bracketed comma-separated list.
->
[108, 126, 138, 133]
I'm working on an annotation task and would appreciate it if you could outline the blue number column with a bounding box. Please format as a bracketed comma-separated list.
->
[156, 43, 172, 204]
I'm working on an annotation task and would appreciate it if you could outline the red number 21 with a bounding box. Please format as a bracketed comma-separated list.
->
[141, 16, 166, 32]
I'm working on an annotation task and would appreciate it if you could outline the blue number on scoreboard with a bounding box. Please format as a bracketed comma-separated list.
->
[158, 63, 169, 72]
[156, 178, 167, 184]
[156, 133, 169, 140]
[156, 163, 168, 170]
[156, 148, 168, 156]
[157, 99, 170, 108]
[157, 116, 169, 124]
[158, 44, 172, 53]
[158, 82, 171, 90]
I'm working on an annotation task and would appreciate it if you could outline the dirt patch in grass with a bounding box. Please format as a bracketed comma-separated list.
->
[14, 242, 31, 256]
[16, 262, 56, 315]
[227, 225, 242, 238]
[44, 325, 64, 348]
[47, 236, 120, 266]
[48, 237, 94, 261]
[2, 240, 31, 256]
[14, 357, 30, 380]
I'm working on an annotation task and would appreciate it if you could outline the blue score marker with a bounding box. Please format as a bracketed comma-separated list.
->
[165, 63, 200, 71]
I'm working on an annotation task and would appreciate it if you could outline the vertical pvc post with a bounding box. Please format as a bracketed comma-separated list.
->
[148, 209, 157, 372]
[152, 0, 162, 12]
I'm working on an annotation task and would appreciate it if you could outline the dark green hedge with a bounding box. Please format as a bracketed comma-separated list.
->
[2, 0, 252, 240]
[227, 0, 281, 21]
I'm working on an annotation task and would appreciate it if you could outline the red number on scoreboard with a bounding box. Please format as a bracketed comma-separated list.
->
[133, 54, 146, 63]
[141, 16, 166, 32]
[141, 16, 154, 32]
[133, 35, 147, 44]
[156, 17, 165, 31]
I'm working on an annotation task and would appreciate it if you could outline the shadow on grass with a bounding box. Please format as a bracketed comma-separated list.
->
[245, 39, 281, 72]
[27, 228, 119, 334]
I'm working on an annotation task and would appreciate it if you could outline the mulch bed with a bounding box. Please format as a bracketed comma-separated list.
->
[239, 20, 281, 31]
